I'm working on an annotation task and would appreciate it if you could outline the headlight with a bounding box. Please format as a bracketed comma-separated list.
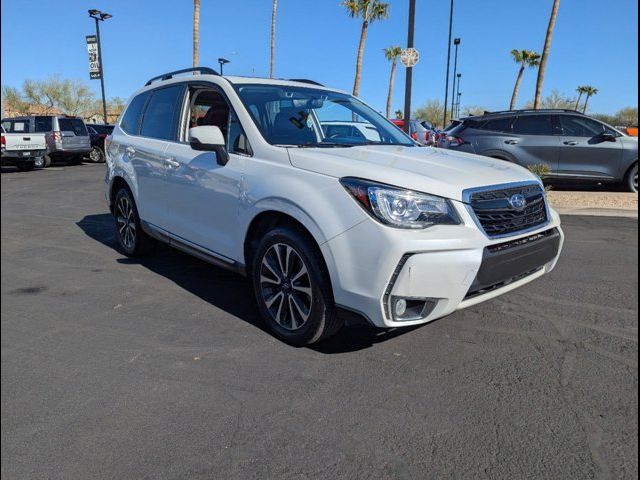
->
[340, 177, 461, 229]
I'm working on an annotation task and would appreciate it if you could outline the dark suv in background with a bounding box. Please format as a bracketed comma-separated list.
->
[441, 109, 638, 192]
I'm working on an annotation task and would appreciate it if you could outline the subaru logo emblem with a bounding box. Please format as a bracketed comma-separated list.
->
[509, 194, 527, 210]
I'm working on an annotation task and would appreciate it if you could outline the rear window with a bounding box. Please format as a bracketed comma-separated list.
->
[34, 116, 53, 132]
[121, 91, 151, 135]
[2, 120, 29, 133]
[58, 118, 88, 136]
[511, 115, 554, 135]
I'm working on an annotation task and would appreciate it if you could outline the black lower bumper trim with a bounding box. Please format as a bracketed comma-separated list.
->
[466, 228, 561, 299]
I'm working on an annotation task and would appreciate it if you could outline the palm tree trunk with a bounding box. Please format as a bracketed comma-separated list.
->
[270, 0, 278, 79]
[353, 21, 369, 97]
[583, 94, 591, 114]
[534, 0, 561, 109]
[510, 65, 526, 111]
[193, 0, 200, 69]
[575, 92, 583, 111]
[386, 59, 397, 119]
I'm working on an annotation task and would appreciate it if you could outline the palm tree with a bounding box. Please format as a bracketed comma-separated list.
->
[582, 86, 599, 113]
[193, 0, 200, 69]
[534, 0, 561, 109]
[509, 49, 541, 110]
[342, 0, 390, 97]
[384, 46, 403, 118]
[574, 86, 587, 110]
[270, 0, 279, 78]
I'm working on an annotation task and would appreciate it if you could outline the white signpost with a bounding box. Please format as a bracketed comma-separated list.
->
[86, 35, 101, 80]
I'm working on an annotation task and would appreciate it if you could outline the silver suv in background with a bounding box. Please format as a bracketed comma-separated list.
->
[6, 115, 92, 166]
[441, 109, 638, 192]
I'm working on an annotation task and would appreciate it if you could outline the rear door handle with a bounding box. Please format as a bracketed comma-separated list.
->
[125, 146, 136, 156]
[564, 141, 579, 146]
[164, 157, 180, 168]
[504, 140, 519, 145]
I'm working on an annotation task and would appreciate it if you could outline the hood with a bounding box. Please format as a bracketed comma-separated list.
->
[287, 145, 540, 202]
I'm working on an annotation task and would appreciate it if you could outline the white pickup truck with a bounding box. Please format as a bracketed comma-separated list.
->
[1, 124, 47, 171]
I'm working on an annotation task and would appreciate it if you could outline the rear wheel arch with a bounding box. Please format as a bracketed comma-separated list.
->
[109, 176, 132, 212]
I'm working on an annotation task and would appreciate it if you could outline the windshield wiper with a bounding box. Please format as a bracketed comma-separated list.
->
[295, 143, 356, 148]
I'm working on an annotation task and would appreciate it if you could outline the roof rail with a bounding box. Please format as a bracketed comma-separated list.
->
[145, 67, 219, 86]
[288, 78, 324, 86]
[483, 108, 584, 116]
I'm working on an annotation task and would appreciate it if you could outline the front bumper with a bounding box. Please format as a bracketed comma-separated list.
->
[321, 201, 564, 328]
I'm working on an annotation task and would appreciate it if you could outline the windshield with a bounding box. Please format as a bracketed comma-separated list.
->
[235, 84, 415, 148]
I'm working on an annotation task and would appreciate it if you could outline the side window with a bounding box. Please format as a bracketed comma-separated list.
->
[512, 115, 553, 135]
[121, 91, 150, 135]
[188, 88, 251, 155]
[560, 116, 607, 137]
[480, 116, 514, 132]
[140, 86, 184, 140]
[228, 110, 251, 155]
[34, 117, 52, 132]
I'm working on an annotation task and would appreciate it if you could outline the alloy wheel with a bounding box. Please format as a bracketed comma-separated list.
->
[116, 195, 136, 250]
[89, 147, 103, 162]
[34, 157, 45, 168]
[259, 243, 313, 331]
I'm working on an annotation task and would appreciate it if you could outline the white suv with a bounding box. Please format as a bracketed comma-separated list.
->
[105, 67, 564, 346]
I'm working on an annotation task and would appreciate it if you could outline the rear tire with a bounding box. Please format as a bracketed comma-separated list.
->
[625, 164, 638, 193]
[113, 187, 155, 257]
[34, 156, 45, 169]
[252, 226, 342, 346]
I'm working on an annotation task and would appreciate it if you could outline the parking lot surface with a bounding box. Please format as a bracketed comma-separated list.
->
[1, 164, 638, 480]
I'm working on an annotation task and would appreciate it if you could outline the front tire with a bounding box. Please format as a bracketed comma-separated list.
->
[89, 146, 105, 163]
[113, 187, 155, 257]
[625, 164, 638, 193]
[252, 227, 342, 346]
[34, 156, 45, 169]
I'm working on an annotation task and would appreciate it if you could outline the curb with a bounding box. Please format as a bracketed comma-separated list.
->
[555, 208, 638, 218]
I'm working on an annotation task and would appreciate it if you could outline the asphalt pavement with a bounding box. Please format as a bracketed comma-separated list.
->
[1, 163, 638, 480]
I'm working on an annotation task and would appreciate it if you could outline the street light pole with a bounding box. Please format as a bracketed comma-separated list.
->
[403, 0, 417, 134]
[450, 38, 461, 119]
[455, 73, 462, 117]
[442, 0, 455, 128]
[88, 10, 111, 124]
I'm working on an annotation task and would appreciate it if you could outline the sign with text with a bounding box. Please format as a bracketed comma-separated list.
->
[86, 35, 101, 80]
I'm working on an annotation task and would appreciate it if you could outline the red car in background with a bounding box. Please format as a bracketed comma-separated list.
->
[391, 119, 438, 146]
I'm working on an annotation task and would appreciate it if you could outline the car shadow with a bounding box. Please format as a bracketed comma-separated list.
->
[76, 213, 421, 353]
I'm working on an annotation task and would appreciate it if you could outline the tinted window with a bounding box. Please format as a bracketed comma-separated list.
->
[58, 118, 88, 136]
[89, 125, 113, 135]
[480, 117, 515, 132]
[512, 115, 553, 135]
[140, 86, 184, 140]
[121, 91, 151, 135]
[34, 116, 53, 132]
[559, 116, 609, 137]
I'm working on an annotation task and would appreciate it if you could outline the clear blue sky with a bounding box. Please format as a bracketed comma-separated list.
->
[1, 0, 638, 115]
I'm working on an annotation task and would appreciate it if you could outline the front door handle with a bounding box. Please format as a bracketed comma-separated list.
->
[564, 141, 579, 146]
[504, 139, 519, 145]
[164, 157, 180, 168]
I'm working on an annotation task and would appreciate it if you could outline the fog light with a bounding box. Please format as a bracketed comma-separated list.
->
[394, 298, 407, 317]
[390, 297, 439, 321]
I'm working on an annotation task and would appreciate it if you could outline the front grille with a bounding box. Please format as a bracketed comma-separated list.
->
[467, 183, 548, 237]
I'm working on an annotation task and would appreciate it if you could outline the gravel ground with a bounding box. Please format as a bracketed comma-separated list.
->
[548, 190, 638, 214]
[1, 164, 638, 480]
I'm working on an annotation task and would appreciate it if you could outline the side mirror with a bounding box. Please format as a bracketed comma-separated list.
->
[600, 132, 617, 142]
[189, 125, 229, 165]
